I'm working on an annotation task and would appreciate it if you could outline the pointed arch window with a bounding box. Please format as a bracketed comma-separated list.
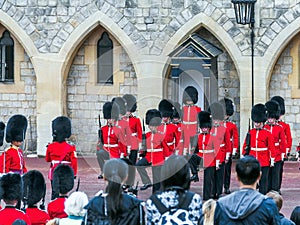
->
[0, 30, 14, 82]
[97, 32, 113, 84]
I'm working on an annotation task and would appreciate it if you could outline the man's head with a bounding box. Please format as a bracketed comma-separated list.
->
[236, 156, 261, 185]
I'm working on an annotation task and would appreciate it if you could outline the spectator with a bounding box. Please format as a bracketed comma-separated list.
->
[290, 206, 300, 225]
[83, 158, 145, 225]
[266, 191, 295, 225]
[12, 220, 27, 225]
[214, 155, 280, 225]
[202, 199, 216, 225]
[146, 155, 203, 224]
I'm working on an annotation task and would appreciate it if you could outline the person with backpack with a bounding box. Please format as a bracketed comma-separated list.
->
[146, 155, 203, 225]
[83, 158, 146, 225]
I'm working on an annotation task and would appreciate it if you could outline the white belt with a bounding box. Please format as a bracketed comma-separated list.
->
[275, 143, 279, 146]
[230, 138, 233, 141]
[104, 144, 119, 148]
[183, 121, 197, 125]
[167, 142, 175, 146]
[199, 150, 214, 153]
[51, 160, 71, 165]
[220, 144, 225, 147]
[147, 148, 163, 152]
[251, 147, 268, 151]
[131, 133, 137, 136]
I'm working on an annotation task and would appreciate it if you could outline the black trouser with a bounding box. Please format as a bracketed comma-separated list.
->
[279, 161, 284, 189]
[189, 154, 202, 175]
[268, 161, 281, 192]
[259, 166, 269, 194]
[215, 163, 225, 198]
[203, 166, 216, 200]
[96, 149, 110, 174]
[126, 150, 138, 186]
[224, 156, 232, 190]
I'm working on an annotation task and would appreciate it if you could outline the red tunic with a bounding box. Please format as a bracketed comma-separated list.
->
[182, 105, 201, 154]
[45, 141, 78, 180]
[47, 197, 68, 219]
[145, 131, 170, 166]
[127, 115, 142, 150]
[278, 120, 292, 155]
[116, 118, 132, 156]
[197, 132, 216, 167]
[0, 207, 31, 225]
[158, 123, 180, 154]
[173, 122, 183, 155]
[242, 128, 276, 167]
[26, 207, 50, 225]
[264, 123, 286, 162]
[224, 121, 239, 156]
[0, 145, 27, 174]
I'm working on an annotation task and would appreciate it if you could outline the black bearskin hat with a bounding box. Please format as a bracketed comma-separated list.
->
[224, 98, 234, 116]
[146, 109, 161, 126]
[251, 104, 267, 123]
[0, 122, 5, 146]
[112, 97, 126, 116]
[208, 102, 225, 120]
[103, 102, 120, 120]
[158, 99, 174, 118]
[52, 164, 74, 195]
[182, 86, 198, 104]
[52, 116, 72, 143]
[22, 170, 46, 207]
[198, 111, 212, 129]
[123, 94, 137, 113]
[172, 102, 182, 119]
[271, 96, 285, 116]
[265, 100, 281, 120]
[0, 173, 22, 201]
[5, 114, 28, 143]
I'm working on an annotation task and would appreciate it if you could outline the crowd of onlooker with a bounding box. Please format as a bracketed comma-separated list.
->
[0, 155, 299, 225]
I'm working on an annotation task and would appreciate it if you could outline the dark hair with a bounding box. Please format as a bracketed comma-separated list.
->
[12, 220, 27, 225]
[291, 206, 300, 225]
[103, 159, 128, 223]
[161, 155, 191, 190]
[236, 156, 261, 185]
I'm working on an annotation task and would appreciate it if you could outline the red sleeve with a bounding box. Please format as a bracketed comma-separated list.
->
[232, 123, 239, 149]
[279, 128, 286, 155]
[225, 129, 232, 155]
[268, 132, 276, 159]
[5, 150, 12, 173]
[284, 123, 292, 151]
[22, 153, 27, 173]
[174, 126, 180, 148]
[70, 145, 78, 176]
[162, 139, 171, 158]
[136, 118, 143, 143]
[45, 144, 51, 162]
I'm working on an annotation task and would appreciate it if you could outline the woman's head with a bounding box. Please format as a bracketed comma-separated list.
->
[64, 191, 88, 217]
[161, 155, 190, 190]
[103, 158, 128, 184]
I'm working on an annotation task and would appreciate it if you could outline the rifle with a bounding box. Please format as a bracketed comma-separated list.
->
[97, 114, 104, 149]
[244, 119, 251, 155]
[139, 119, 147, 158]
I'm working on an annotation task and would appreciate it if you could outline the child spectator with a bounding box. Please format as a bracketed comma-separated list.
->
[202, 199, 216, 225]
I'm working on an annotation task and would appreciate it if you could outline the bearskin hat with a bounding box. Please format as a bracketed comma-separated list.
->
[0, 173, 22, 201]
[112, 97, 126, 116]
[198, 111, 212, 129]
[5, 114, 28, 143]
[224, 98, 234, 116]
[123, 94, 137, 113]
[172, 102, 182, 119]
[158, 99, 174, 118]
[52, 116, 71, 143]
[251, 104, 267, 123]
[52, 164, 74, 195]
[271, 96, 285, 116]
[146, 109, 161, 126]
[103, 102, 120, 120]
[182, 86, 198, 104]
[265, 100, 281, 120]
[0, 122, 5, 146]
[22, 170, 46, 207]
[208, 102, 225, 120]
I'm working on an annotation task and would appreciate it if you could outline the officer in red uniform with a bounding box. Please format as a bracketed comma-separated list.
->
[136, 109, 170, 193]
[22, 170, 50, 225]
[271, 95, 292, 191]
[208, 102, 231, 199]
[264, 100, 286, 193]
[47, 164, 74, 219]
[1, 114, 28, 174]
[242, 104, 276, 194]
[96, 102, 127, 179]
[0, 173, 31, 225]
[181, 86, 201, 156]
[158, 99, 180, 155]
[171, 102, 183, 155]
[45, 116, 77, 200]
[222, 98, 239, 194]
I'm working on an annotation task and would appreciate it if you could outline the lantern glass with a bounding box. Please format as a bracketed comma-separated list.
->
[231, 0, 256, 25]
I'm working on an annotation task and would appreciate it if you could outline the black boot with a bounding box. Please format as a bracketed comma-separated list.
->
[190, 174, 199, 182]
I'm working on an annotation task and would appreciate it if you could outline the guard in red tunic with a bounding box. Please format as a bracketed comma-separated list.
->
[0, 114, 28, 174]
[96, 102, 127, 179]
[242, 104, 276, 194]
[264, 100, 286, 193]
[22, 170, 50, 225]
[136, 109, 170, 193]
[0, 121, 5, 173]
[158, 99, 180, 155]
[47, 164, 74, 219]
[0, 173, 31, 225]
[222, 98, 239, 194]
[181, 86, 201, 156]
[171, 102, 183, 155]
[45, 116, 77, 200]
[271, 95, 292, 191]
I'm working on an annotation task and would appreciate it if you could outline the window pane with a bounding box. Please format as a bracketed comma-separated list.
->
[0, 30, 14, 82]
